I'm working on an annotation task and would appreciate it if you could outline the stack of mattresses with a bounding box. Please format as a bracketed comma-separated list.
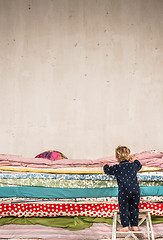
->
[0, 150, 162, 239]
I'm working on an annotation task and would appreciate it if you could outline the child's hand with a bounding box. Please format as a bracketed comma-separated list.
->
[103, 162, 110, 167]
[130, 155, 137, 162]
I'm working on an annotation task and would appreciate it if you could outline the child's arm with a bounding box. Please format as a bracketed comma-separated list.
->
[130, 155, 142, 171]
[134, 159, 142, 171]
[103, 163, 116, 176]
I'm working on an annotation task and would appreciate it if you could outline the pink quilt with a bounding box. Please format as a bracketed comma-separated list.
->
[0, 150, 162, 169]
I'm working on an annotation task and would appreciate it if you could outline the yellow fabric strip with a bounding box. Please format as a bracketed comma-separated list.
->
[0, 166, 161, 174]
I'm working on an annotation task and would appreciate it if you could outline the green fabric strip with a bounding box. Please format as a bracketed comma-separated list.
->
[0, 216, 162, 230]
[0, 186, 163, 198]
[0, 216, 112, 230]
[0, 178, 162, 188]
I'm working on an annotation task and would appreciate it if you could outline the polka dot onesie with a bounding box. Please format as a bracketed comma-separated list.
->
[103, 159, 142, 227]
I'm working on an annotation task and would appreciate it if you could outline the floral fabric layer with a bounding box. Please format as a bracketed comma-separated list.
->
[0, 178, 162, 188]
[0, 171, 163, 181]
[0, 196, 163, 204]
[0, 202, 162, 218]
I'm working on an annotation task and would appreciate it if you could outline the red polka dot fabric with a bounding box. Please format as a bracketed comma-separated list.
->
[0, 202, 162, 218]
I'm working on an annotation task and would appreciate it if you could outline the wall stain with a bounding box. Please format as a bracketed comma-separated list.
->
[28, 0, 31, 10]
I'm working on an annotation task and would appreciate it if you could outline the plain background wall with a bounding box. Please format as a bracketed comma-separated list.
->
[0, 0, 163, 159]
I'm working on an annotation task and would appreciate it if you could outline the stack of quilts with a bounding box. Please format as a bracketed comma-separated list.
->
[0, 150, 162, 239]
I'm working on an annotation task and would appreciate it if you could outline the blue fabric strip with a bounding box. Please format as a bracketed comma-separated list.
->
[0, 186, 162, 199]
[0, 172, 162, 181]
[0, 173, 114, 180]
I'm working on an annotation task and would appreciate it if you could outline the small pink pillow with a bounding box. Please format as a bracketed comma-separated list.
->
[35, 150, 68, 161]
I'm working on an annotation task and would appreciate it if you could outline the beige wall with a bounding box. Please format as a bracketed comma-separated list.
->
[0, 0, 163, 159]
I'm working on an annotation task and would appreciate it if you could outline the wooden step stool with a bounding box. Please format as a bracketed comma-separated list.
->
[112, 209, 155, 240]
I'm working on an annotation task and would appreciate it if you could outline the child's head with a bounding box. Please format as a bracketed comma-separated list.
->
[115, 146, 130, 163]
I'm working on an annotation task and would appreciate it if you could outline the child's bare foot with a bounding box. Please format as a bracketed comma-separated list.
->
[131, 226, 139, 231]
[118, 226, 129, 232]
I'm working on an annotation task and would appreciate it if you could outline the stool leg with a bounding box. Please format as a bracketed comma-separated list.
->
[147, 212, 155, 240]
[112, 212, 117, 240]
[146, 215, 151, 240]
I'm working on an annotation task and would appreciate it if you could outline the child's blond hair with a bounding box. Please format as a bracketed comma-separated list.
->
[115, 146, 130, 163]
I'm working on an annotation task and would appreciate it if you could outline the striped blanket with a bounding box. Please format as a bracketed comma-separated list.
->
[0, 222, 162, 239]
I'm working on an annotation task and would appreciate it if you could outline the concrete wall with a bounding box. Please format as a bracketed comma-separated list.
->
[0, 0, 163, 159]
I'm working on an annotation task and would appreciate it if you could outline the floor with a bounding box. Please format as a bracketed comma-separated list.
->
[0, 238, 163, 240]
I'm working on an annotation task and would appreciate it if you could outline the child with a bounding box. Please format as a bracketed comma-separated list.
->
[103, 146, 142, 232]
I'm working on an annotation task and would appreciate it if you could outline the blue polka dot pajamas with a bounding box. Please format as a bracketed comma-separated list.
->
[104, 160, 142, 227]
